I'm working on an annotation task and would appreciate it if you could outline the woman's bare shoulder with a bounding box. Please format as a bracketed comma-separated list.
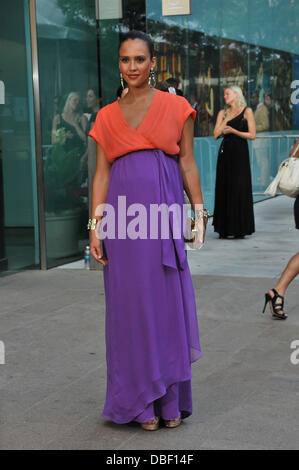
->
[244, 107, 254, 116]
[216, 109, 225, 119]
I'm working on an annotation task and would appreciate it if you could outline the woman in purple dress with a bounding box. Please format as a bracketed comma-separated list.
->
[88, 31, 208, 431]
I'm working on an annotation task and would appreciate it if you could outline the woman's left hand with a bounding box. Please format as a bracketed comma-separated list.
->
[222, 125, 235, 135]
[193, 218, 207, 249]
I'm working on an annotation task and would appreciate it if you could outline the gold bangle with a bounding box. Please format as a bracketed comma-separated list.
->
[195, 209, 210, 221]
[87, 217, 98, 231]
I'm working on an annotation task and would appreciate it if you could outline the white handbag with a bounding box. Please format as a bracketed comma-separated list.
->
[265, 143, 299, 198]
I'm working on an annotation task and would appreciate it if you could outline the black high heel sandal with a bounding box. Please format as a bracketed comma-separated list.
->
[262, 289, 288, 320]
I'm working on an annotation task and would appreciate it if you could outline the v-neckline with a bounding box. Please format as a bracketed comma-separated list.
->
[117, 89, 159, 132]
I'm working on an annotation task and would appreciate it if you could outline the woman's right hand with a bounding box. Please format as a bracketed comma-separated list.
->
[214, 110, 228, 139]
[90, 231, 108, 266]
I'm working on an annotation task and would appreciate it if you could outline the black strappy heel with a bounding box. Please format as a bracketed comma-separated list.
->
[262, 289, 288, 320]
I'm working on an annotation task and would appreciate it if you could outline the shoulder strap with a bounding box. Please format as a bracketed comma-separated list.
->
[290, 141, 299, 158]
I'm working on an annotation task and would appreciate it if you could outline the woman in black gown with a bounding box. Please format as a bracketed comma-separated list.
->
[213, 86, 256, 238]
[49, 92, 88, 213]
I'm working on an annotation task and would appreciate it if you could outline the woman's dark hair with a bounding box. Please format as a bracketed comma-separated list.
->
[116, 84, 128, 98]
[118, 30, 154, 59]
[166, 77, 179, 88]
[87, 86, 99, 97]
[156, 81, 169, 92]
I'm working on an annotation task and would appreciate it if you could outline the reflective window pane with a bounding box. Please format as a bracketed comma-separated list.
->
[221, 39, 249, 104]
[0, 0, 39, 273]
[36, 0, 99, 267]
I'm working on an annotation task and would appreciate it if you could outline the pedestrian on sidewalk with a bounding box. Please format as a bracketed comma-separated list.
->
[213, 86, 256, 239]
[88, 30, 208, 431]
[263, 141, 299, 319]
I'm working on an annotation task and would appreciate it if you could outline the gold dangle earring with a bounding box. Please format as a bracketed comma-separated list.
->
[120, 72, 124, 90]
[148, 69, 156, 88]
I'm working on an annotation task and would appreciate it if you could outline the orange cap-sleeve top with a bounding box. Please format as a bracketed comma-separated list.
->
[89, 89, 196, 164]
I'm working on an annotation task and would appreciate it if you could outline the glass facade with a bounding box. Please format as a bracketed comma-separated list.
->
[0, 0, 39, 272]
[36, 0, 99, 267]
[146, 0, 299, 207]
[0, 0, 298, 273]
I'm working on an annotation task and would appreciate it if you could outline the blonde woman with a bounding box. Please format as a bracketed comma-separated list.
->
[213, 86, 256, 239]
[51, 92, 88, 189]
[52, 92, 87, 148]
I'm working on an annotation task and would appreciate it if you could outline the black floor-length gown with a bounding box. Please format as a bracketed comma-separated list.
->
[213, 107, 255, 237]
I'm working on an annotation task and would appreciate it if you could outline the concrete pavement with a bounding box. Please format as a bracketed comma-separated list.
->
[188, 195, 299, 278]
[0, 196, 298, 450]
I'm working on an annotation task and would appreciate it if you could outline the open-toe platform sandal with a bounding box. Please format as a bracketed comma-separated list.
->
[141, 417, 160, 431]
[164, 414, 182, 428]
[262, 289, 288, 320]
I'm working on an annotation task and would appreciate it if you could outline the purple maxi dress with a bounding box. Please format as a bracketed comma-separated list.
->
[100, 148, 202, 424]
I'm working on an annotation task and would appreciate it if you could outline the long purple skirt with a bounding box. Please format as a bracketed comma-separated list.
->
[101, 149, 201, 424]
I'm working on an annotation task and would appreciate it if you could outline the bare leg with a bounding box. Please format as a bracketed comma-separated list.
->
[268, 252, 299, 315]
[274, 252, 299, 295]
